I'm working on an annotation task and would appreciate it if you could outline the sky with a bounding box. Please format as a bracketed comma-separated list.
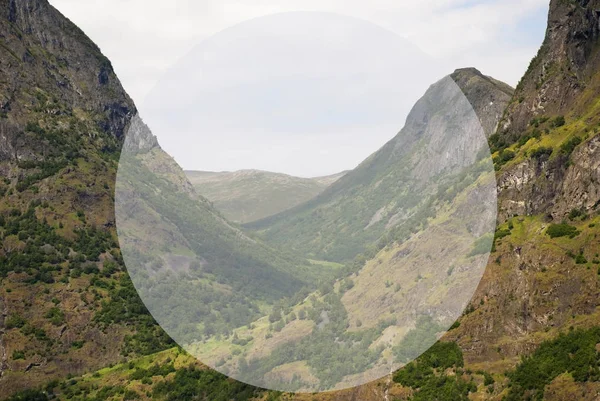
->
[49, 0, 550, 177]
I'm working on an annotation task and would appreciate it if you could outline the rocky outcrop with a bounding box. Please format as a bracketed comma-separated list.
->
[451, 68, 514, 138]
[122, 114, 159, 154]
[0, 0, 135, 141]
[498, 0, 600, 143]
[495, 0, 600, 221]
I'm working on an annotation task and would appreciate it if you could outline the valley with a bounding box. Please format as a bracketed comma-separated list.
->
[115, 72, 501, 392]
[2, 0, 600, 400]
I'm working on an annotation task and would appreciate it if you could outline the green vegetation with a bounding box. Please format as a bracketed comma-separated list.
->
[95, 274, 175, 356]
[493, 149, 515, 169]
[505, 327, 600, 400]
[12, 350, 25, 360]
[6, 389, 48, 401]
[468, 233, 494, 257]
[5, 314, 27, 329]
[238, 292, 395, 391]
[560, 136, 582, 158]
[575, 253, 588, 265]
[152, 367, 260, 401]
[44, 307, 65, 326]
[552, 115, 566, 128]
[529, 146, 553, 159]
[394, 341, 475, 401]
[568, 208, 585, 220]
[546, 223, 580, 239]
[393, 316, 443, 363]
[129, 363, 175, 380]
[0, 202, 116, 281]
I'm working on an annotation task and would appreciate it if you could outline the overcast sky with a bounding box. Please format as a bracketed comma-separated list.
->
[49, 0, 549, 177]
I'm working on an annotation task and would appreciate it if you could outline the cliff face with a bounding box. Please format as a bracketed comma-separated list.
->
[499, 0, 600, 141]
[442, 0, 600, 389]
[494, 0, 600, 221]
[451, 67, 514, 139]
[0, 0, 136, 148]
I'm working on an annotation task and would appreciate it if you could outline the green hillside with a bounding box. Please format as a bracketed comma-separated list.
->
[185, 170, 345, 224]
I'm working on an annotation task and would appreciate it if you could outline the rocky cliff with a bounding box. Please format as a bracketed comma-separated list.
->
[496, 0, 600, 221]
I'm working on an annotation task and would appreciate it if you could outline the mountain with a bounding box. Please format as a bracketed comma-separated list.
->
[491, 0, 600, 221]
[0, 0, 312, 397]
[3, 0, 600, 399]
[442, 1, 600, 398]
[111, 62, 508, 391]
[185, 169, 346, 223]
[0, 0, 156, 396]
[246, 68, 513, 263]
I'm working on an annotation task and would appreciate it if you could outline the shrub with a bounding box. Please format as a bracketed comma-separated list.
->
[568, 208, 584, 220]
[6, 389, 48, 401]
[44, 307, 65, 326]
[12, 350, 25, 360]
[560, 136, 582, 156]
[530, 146, 553, 159]
[483, 372, 495, 386]
[505, 327, 600, 400]
[552, 115, 566, 128]
[393, 342, 472, 401]
[5, 314, 27, 329]
[546, 223, 580, 238]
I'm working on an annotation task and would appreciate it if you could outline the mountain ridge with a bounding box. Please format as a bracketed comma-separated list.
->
[245, 69, 512, 263]
[185, 169, 347, 223]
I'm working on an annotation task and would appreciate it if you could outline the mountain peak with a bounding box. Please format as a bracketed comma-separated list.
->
[452, 67, 483, 77]
[450, 68, 514, 138]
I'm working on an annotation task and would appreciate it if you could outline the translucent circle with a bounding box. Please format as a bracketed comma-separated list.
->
[115, 11, 497, 393]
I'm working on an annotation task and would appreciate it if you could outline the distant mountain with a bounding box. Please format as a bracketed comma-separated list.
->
[185, 170, 346, 223]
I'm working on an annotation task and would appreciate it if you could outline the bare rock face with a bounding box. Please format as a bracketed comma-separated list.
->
[498, 135, 600, 220]
[451, 68, 514, 139]
[0, 0, 136, 142]
[122, 114, 159, 154]
[494, 0, 600, 221]
[498, 0, 600, 143]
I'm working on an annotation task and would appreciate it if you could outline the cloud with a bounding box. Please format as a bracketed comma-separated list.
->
[49, 0, 548, 100]
[48, 0, 549, 176]
[139, 12, 444, 176]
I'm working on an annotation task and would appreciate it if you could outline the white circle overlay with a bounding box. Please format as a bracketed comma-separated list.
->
[115, 12, 497, 393]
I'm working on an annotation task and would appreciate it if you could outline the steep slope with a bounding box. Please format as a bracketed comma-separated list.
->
[0, 0, 309, 397]
[432, 1, 600, 398]
[0, 0, 153, 395]
[185, 169, 346, 223]
[176, 70, 503, 392]
[493, 0, 600, 220]
[247, 68, 513, 263]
